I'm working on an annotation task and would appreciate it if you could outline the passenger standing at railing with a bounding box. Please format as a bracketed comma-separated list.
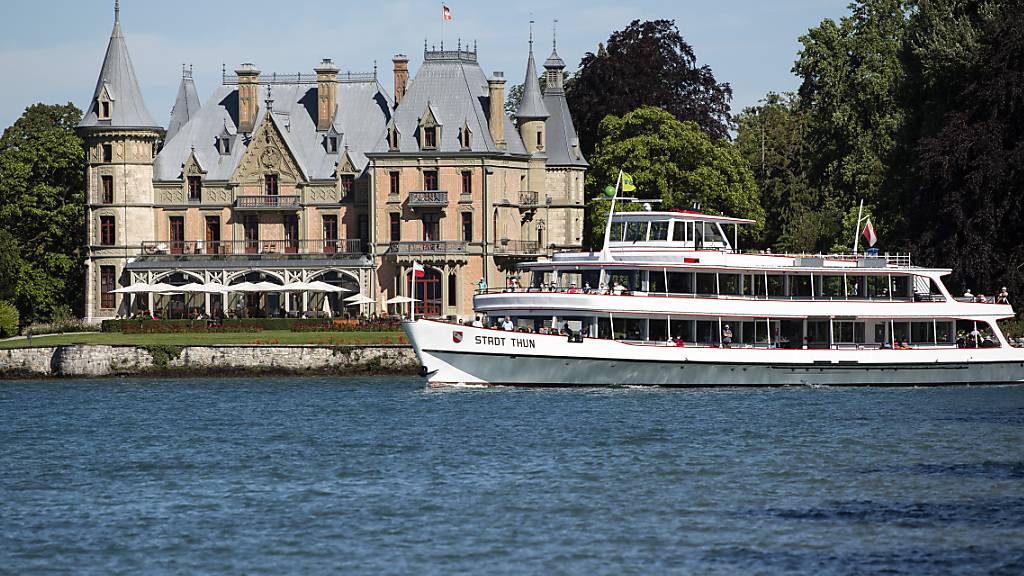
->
[476, 277, 487, 294]
[997, 287, 1010, 304]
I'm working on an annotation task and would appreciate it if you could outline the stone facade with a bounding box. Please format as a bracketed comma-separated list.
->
[76, 5, 586, 323]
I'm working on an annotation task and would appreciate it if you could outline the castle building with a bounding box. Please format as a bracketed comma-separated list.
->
[77, 3, 586, 322]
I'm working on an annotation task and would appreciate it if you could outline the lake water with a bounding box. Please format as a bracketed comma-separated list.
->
[1, 378, 1023, 575]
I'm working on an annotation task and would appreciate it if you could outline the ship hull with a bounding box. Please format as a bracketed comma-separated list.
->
[405, 320, 1024, 387]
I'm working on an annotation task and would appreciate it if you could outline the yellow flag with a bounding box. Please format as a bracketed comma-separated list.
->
[621, 172, 636, 192]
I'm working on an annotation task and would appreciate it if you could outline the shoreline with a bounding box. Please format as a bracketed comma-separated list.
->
[0, 344, 419, 379]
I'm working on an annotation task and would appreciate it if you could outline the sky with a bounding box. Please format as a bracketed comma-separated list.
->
[0, 0, 852, 132]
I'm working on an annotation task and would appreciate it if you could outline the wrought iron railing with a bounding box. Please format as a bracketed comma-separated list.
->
[407, 191, 448, 208]
[141, 239, 362, 257]
[519, 191, 540, 206]
[388, 241, 468, 255]
[493, 240, 542, 255]
[235, 195, 301, 209]
[223, 71, 376, 85]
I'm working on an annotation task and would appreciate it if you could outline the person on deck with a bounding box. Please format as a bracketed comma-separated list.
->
[722, 324, 733, 348]
[476, 278, 487, 294]
[502, 317, 515, 331]
[997, 287, 1010, 304]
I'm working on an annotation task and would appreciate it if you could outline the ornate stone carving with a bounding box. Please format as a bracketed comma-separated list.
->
[232, 119, 301, 183]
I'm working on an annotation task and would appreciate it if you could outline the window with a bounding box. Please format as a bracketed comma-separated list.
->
[672, 222, 685, 242]
[284, 215, 299, 253]
[99, 101, 111, 120]
[461, 171, 472, 195]
[102, 143, 112, 163]
[205, 216, 220, 254]
[423, 126, 437, 149]
[625, 221, 647, 242]
[187, 176, 202, 202]
[328, 136, 339, 153]
[422, 212, 440, 241]
[423, 170, 439, 191]
[462, 212, 473, 242]
[460, 127, 471, 149]
[218, 136, 231, 155]
[100, 266, 116, 309]
[649, 221, 669, 241]
[390, 213, 401, 241]
[265, 174, 279, 196]
[448, 272, 457, 307]
[388, 127, 400, 150]
[101, 175, 113, 204]
[169, 216, 184, 254]
[536, 130, 542, 148]
[323, 215, 338, 253]
[340, 174, 355, 198]
[358, 215, 369, 250]
[389, 172, 400, 196]
[244, 215, 259, 253]
[99, 215, 115, 245]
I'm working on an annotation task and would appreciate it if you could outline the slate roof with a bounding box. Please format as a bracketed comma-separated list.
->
[77, 8, 161, 132]
[515, 47, 549, 121]
[154, 80, 392, 182]
[166, 71, 201, 142]
[374, 51, 526, 155]
[542, 47, 587, 168]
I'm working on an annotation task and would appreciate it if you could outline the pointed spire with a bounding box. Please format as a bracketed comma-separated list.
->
[166, 63, 202, 142]
[78, 0, 160, 131]
[515, 22, 549, 121]
[545, 18, 566, 70]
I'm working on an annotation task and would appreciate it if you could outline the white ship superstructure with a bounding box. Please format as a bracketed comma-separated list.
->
[404, 210, 1024, 386]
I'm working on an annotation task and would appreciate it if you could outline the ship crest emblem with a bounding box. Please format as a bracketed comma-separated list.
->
[453, 331, 463, 343]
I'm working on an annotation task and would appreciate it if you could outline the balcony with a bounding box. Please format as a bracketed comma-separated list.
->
[388, 241, 468, 255]
[493, 240, 543, 257]
[235, 195, 301, 210]
[407, 190, 448, 209]
[139, 239, 363, 260]
[519, 191, 540, 207]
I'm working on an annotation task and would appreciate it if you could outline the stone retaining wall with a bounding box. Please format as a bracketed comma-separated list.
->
[0, 345, 419, 379]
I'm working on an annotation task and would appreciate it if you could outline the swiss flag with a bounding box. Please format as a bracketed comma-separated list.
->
[442, 5, 452, 21]
[862, 219, 877, 247]
[413, 261, 425, 278]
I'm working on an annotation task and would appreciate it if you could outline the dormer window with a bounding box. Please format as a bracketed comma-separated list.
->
[459, 124, 472, 150]
[97, 83, 114, 121]
[328, 136, 339, 154]
[423, 126, 437, 149]
[100, 101, 111, 120]
[388, 125, 400, 151]
[217, 136, 231, 155]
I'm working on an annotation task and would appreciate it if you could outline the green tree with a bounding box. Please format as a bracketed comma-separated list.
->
[0, 229, 19, 302]
[734, 93, 822, 251]
[586, 106, 764, 247]
[566, 20, 733, 157]
[0, 103, 85, 322]
[793, 0, 910, 222]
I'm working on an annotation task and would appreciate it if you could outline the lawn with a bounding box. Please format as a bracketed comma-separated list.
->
[0, 330, 407, 349]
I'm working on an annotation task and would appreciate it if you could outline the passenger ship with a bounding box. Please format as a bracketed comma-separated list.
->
[404, 209, 1024, 386]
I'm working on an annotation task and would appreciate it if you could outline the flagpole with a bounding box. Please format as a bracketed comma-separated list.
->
[853, 199, 864, 253]
[600, 170, 624, 262]
[410, 265, 416, 321]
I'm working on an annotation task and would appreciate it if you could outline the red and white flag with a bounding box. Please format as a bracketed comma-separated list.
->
[413, 261, 426, 278]
[862, 218, 877, 247]
[442, 5, 452, 21]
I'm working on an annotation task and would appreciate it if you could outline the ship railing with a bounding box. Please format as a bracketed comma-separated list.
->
[474, 288, 920, 302]
[741, 250, 913, 267]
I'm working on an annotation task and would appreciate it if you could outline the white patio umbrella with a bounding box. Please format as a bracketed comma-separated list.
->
[200, 282, 230, 293]
[322, 297, 333, 317]
[384, 296, 416, 305]
[110, 283, 152, 294]
[149, 282, 182, 294]
[177, 282, 210, 293]
[344, 294, 375, 306]
[280, 281, 315, 292]
[228, 282, 261, 292]
[307, 281, 350, 293]
[251, 281, 284, 291]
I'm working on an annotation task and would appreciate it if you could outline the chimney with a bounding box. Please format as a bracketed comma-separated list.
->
[236, 63, 261, 133]
[487, 72, 506, 150]
[315, 58, 340, 131]
[392, 54, 409, 107]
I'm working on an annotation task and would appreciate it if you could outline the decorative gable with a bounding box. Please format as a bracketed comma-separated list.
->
[323, 125, 341, 155]
[181, 150, 206, 179]
[336, 148, 357, 175]
[459, 119, 472, 151]
[418, 101, 442, 150]
[231, 114, 305, 184]
[97, 83, 115, 120]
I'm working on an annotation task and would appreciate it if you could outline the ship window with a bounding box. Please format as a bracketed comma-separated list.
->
[822, 276, 844, 298]
[767, 275, 785, 296]
[696, 273, 717, 295]
[608, 270, 638, 292]
[835, 321, 866, 343]
[672, 222, 685, 242]
[667, 272, 693, 294]
[624, 222, 646, 242]
[719, 274, 740, 296]
[867, 276, 889, 298]
[704, 223, 726, 245]
[609, 221, 624, 242]
[649, 221, 669, 241]
[891, 276, 911, 299]
[790, 275, 812, 297]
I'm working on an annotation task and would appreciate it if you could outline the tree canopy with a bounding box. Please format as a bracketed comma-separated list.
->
[586, 106, 763, 247]
[0, 103, 86, 323]
[566, 19, 733, 157]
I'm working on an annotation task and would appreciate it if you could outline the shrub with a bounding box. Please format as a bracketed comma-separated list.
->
[0, 300, 18, 338]
[143, 344, 183, 368]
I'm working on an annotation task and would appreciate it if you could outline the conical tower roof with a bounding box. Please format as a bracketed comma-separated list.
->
[515, 41, 549, 121]
[166, 66, 201, 142]
[78, 2, 161, 132]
